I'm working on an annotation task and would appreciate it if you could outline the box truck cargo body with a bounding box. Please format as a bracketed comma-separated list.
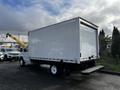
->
[20, 17, 103, 75]
[29, 17, 98, 63]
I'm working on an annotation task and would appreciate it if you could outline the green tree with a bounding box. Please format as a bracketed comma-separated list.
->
[104, 35, 112, 56]
[99, 29, 107, 56]
[111, 26, 120, 58]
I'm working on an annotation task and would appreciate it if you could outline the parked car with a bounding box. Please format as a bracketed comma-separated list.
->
[0, 48, 21, 61]
[0, 52, 4, 61]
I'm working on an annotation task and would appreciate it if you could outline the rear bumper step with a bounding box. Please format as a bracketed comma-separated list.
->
[81, 65, 104, 74]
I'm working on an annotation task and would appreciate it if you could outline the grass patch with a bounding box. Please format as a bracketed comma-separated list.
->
[97, 56, 120, 72]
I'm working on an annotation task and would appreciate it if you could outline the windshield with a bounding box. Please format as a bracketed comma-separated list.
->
[6, 49, 13, 51]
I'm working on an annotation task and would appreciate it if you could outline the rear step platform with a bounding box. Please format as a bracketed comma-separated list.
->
[81, 65, 104, 74]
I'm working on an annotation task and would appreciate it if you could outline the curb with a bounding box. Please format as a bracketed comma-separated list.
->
[98, 70, 120, 76]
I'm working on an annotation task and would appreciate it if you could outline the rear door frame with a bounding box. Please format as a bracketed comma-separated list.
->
[79, 18, 99, 61]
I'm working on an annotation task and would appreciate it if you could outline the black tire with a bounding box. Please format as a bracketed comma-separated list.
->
[3, 55, 7, 61]
[50, 64, 63, 76]
[0, 58, 4, 62]
[19, 58, 25, 67]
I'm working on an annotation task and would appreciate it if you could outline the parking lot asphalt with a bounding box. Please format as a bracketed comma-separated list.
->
[0, 61, 120, 90]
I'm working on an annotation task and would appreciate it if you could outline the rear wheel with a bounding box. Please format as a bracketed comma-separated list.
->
[50, 64, 63, 76]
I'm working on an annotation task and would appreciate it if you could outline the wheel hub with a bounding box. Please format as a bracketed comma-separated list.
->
[51, 65, 57, 75]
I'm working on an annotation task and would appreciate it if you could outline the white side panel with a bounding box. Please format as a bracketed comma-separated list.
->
[29, 19, 80, 63]
[80, 24, 97, 61]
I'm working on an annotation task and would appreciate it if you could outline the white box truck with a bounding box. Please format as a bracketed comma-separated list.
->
[19, 17, 103, 76]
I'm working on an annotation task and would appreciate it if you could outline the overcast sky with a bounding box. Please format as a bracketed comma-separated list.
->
[0, 0, 120, 35]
